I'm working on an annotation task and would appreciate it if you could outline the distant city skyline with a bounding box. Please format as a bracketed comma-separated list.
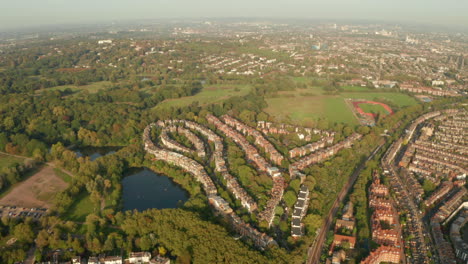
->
[1, 0, 468, 30]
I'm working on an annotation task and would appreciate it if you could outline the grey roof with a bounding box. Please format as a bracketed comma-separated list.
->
[292, 218, 301, 227]
[295, 199, 305, 209]
[291, 226, 302, 236]
[293, 208, 302, 217]
[298, 192, 307, 200]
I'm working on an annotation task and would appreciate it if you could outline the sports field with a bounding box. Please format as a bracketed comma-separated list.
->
[359, 103, 391, 115]
[0, 166, 68, 209]
[266, 95, 358, 125]
[265, 85, 417, 125]
[155, 84, 252, 109]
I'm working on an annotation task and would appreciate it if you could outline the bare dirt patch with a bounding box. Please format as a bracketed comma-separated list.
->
[0, 166, 68, 209]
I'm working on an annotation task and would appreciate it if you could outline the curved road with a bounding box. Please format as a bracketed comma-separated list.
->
[307, 142, 384, 264]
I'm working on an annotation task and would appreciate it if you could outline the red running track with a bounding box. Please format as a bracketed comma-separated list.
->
[352, 101, 393, 118]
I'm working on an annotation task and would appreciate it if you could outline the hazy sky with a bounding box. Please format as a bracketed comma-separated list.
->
[1, 0, 467, 30]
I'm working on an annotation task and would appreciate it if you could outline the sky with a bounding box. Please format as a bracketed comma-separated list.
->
[1, 0, 467, 30]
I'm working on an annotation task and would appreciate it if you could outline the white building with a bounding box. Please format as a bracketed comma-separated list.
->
[98, 40, 113, 45]
[88, 257, 99, 264]
[127, 252, 151, 264]
[103, 256, 122, 264]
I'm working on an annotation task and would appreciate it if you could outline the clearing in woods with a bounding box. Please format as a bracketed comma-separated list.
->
[0, 166, 68, 208]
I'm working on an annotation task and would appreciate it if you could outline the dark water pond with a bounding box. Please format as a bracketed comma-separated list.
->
[122, 167, 189, 211]
[74, 146, 121, 161]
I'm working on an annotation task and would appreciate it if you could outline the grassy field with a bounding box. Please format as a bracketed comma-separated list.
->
[340, 85, 373, 92]
[265, 87, 417, 125]
[154, 84, 252, 109]
[36, 81, 114, 94]
[0, 154, 24, 170]
[62, 192, 95, 222]
[341, 92, 417, 107]
[266, 95, 358, 125]
[53, 168, 72, 183]
[359, 103, 391, 115]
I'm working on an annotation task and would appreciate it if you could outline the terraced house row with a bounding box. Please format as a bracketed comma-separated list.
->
[289, 133, 362, 177]
[143, 121, 276, 249]
[257, 120, 335, 142]
[160, 126, 197, 155]
[399, 84, 461, 97]
[399, 110, 468, 183]
[291, 185, 310, 237]
[428, 192, 467, 264]
[433, 187, 467, 221]
[368, 173, 401, 248]
[159, 119, 257, 212]
[398, 168, 424, 202]
[222, 115, 284, 165]
[327, 201, 356, 261]
[258, 176, 285, 226]
[183, 120, 258, 212]
[207, 114, 284, 226]
[144, 123, 217, 195]
[402, 109, 455, 142]
[380, 109, 468, 263]
[361, 173, 402, 264]
[424, 181, 454, 207]
[207, 114, 272, 173]
[450, 208, 468, 262]
[288, 135, 334, 159]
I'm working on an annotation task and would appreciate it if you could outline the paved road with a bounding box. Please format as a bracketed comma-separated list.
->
[307, 143, 384, 264]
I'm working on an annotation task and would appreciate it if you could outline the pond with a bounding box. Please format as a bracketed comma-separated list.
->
[122, 167, 189, 211]
[74, 146, 121, 161]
